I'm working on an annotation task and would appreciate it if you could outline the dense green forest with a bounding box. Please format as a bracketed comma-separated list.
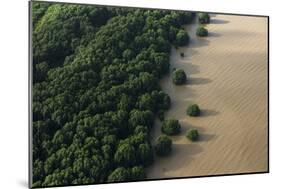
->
[32, 2, 195, 187]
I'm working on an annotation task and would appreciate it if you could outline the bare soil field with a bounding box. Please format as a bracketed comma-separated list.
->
[148, 14, 268, 178]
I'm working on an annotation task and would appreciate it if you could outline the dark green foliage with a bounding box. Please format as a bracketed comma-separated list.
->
[161, 119, 181, 135]
[186, 129, 199, 141]
[130, 166, 146, 180]
[32, 2, 51, 27]
[134, 125, 149, 135]
[186, 104, 201, 116]
[107, 166, 146, 182]
[107, 167, 130, 182]
[114, 143, 137, 167]
[196, 26, 208, 37]
[137, 93, 155, 111]
[128, 109, 154, 132]
[172, 69, 187, 85]
[198, 13, 210, 24]
[174, 29, 189, 47]
[158, 110, 165, 121]
[155, 135, 172, 156]
[32, 1, 194, 187]
[32, 4, 112, 83]
[138, 143, 154, 166]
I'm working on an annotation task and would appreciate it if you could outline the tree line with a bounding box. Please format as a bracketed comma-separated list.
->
[32, 2, 195, 187]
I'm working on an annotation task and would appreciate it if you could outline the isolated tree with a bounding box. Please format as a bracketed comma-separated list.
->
[161, 119, 181, 135]
[186, 104, 201, 116]
[174, 29, 189, 47]
[172, 69, 187, 85]
[196, 26, 208, 37]
[186, 129, 199, 141]
[198, 13, 210, 24]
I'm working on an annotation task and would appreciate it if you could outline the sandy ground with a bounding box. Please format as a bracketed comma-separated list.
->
[147, 14, 268, 178]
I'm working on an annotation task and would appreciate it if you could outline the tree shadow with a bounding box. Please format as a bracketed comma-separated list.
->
[182, 63, 200, 75]
[211, 19, 229, 24]
[190, 38, 210, 49]
[208, 32, 221, 38]
[200, 109, 220, 117]
[188, 77, 212, 85]
[199, 133, 216, 142]
[174, 143, 203, 156]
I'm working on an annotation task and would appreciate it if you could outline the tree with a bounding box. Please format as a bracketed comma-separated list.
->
[117, 94, 134, 111]
[151, 90, 171, 110]
[186, 104, 201, 116]
[137, 93, 155, 111]
[122, 49, 135, 60]
[130, 166, 146, 180]
[138, 143, 154, 166]
[34, 62, 49, 82]
[134, 125, 149, 135]
[174, 29, 189, 47]
[129, 109, 154, 131]
[107, 167, 130, 182]
[102, 135, 117, 146]
[172, 69, 187, 85]
[102, 145, 113, 159]
[196, 26, 208, 37]
[161, 119, 181, 135]
[155, 135, 172, 156]
[114, 143, 137, 167]
[198, 13, 210, 24]
[186, 129, 199, 141]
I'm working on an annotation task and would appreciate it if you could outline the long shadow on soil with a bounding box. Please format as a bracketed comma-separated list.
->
[211, 18, 229, 24]
[188, 77, 212, 85]
[200, 109, 220, 117]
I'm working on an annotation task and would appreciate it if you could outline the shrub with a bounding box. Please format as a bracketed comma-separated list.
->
[161, 119, 181, 135]
[172, 69, 187, 85]
[196, 26, 208, 37]
[155, 135, 172, 156]
[186, 129, 199, 141]
[186, 104, 200, 116]
[198, 13, 210, 24]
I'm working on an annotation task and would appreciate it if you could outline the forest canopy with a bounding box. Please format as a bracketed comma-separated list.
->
[32, 2, 194, 187]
